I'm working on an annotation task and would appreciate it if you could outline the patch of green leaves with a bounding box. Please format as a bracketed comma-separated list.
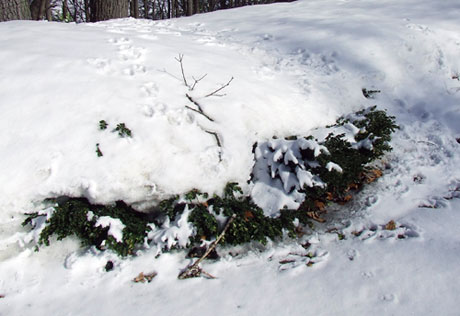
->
[113, 123, 132, 138]
[23, 198, 151, 257]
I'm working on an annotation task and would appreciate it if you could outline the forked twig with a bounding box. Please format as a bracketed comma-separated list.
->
[205, 77, 234, 97]
[175, 54, 189, 88]
[191, 74, 207, 90]
[178, 214, 236, 280]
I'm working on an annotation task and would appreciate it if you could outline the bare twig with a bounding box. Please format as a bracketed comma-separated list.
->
[205, 130, 222, 148]
[205, 77, 234, 97]
[185, 105, 215, 122]
[191, 74, 207, 90]
[185, 94, 214, 120]
[178, 214, 236, 280]
[175, 54, 189, 88]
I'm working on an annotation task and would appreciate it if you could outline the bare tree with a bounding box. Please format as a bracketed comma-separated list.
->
[0, 0, 31, 21]
[90, 0, 129, 22]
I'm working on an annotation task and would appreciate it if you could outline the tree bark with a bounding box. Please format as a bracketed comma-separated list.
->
[0, 0, 31, 21]
[90, 0, 129, 22]
[130, 0, 139, 18]
[143, 0, 149, 18]
[186, 0, 193, 16]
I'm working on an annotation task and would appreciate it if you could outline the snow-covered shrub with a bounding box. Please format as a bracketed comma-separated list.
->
[156, 183, 288, 246]
[251, 106, 398, 215]
[23, 198, 151, 257]
[22, 107, 397, 257]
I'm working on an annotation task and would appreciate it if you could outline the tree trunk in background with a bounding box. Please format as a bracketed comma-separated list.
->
[45, 0, 52, 21]
[84, 0, 91, 22]
[186, 0, 192, 16]
[130, 0, 139, 18]
[143, 0, 149, 18]
[193, 0, 198, 14]
[30, 0, 43, 20]
[0, 0, 31, 21]
[90, 0, 129, 22]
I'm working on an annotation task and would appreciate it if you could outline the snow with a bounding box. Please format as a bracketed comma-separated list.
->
[95, 216, 125, 243]
[1, 0, 460, 314]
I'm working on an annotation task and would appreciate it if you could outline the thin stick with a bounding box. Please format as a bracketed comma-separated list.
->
[185, 94, 214, 122]
[205, 77, 234, 97]
[191, 74, 207, 91]
[175, 54, 189, 88]
[185, 105, 215, 122]
[178, 214, 236, 280]
[205, 130, 222, 148]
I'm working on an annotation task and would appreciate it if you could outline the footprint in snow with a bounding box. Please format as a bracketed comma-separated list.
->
[354, 221, 420, 242]
[140, 82, 159, 97]
[108, 37, 131, 45]
[123, 64, 146, 77]
[118, 45, 145, 61]
[86, 58, 111, 74]
[141, 102, 167, 118]
[278, 247, 329, 271]
[380, 293, 398, 303]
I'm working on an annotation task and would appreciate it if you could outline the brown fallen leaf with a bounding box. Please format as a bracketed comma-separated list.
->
[314, 200, 326, 212]
[364, 169, 383, 184]
[0, 294, 4, 299]
[306, 211, 326, 223]
[385, 220, 397, 231]
[133, 271, 157, 283]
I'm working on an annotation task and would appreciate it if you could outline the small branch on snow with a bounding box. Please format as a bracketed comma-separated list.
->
[178, 214, 236, 280]
[191, 74, 207, 91]
[175, 54, 189, 88]
[205, 130, 222, 148]
[185, 94, 214, 122]
[205, 77, 234, 98]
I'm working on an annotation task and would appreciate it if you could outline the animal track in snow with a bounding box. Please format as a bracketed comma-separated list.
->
[86, 58, 111, 74]
[278, 246, 329, 271]
[352, 222, 420, 242]
[140, 82, 159, 97]
[123, 64, 146, 77]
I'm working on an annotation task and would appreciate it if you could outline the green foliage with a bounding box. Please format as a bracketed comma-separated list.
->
[96, 143, 103, 157]
[23, 106, 398, 257]
[99, 120, 108, 130]
[23, 198, 151, 257]
[113, 123, 132, 138]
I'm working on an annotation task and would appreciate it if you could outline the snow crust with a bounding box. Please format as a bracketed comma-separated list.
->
[95, 217, 125, 243]
[1, 0, 460, 314]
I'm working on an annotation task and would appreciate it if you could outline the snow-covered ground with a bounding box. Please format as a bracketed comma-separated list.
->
[1, 0, 460, 314]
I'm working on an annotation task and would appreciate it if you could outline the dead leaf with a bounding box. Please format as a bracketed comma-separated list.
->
[307, 211, 326, 223]
[0, 294, 4, 299]
[243, 210, 254, 221]
[133, 271, 157, 283]
[279, 259, 296, 265]
[364, 169, 383, 183]
[385, 220, 397, 231]
[314, 200, 326, 211]
[326, 192, 334, 201]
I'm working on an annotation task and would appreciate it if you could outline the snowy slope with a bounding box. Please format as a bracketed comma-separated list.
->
[1, 0, 460, 314]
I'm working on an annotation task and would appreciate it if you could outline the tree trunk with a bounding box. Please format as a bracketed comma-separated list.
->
[130, 0, 139, 18]
[84, 0, 91, 22]
[90, 0, 129, 22]
[0, 0, 31, 21]
[45, 0, 52, 21]
[186, 0, 193, 16]
[143, 0, 149, 18]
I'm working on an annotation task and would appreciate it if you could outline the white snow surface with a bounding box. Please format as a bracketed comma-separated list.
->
[1, 0, 460, 314]
[95, 217, 125, 243]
